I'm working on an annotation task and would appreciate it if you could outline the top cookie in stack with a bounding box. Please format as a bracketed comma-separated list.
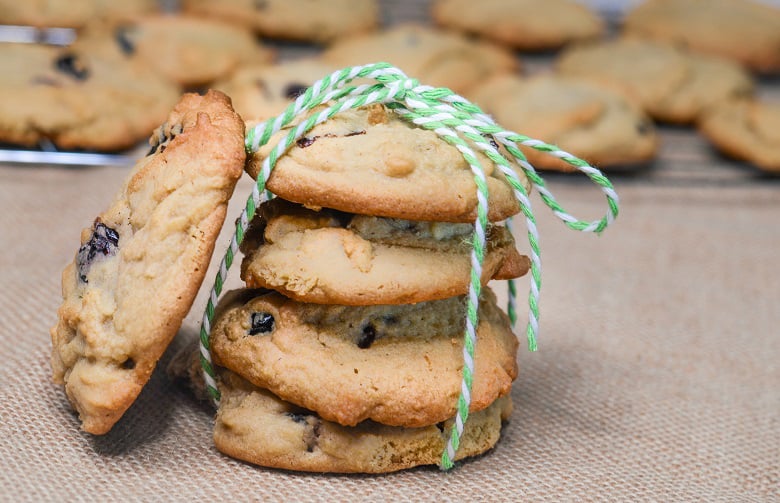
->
[206, 102, 531, 472]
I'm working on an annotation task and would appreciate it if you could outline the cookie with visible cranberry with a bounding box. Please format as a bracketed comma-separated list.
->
[239, 198, 529, 305]
[71, 15, 275, 88]
[246, 103, 529, 223]
[213, 369, 512, 473]
[0, 0, 158, 29]
[50, 90, 245, 434]
[209, 288, 518, 428]
[0, 42, 179, 151]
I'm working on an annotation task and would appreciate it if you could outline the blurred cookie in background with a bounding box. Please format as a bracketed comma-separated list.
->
[556, 38, 755, 124]
[469, 74, 658, 172]
[622, 0, 780, 74]
[699, 99, 780, 173]
[182, 0, 379, 44]
[0, 43, 179, 151]
[431, 0, 605, 51]
[322, 24, 519, 95]
[71, 15, 275, 88]
[214, 58, 336, 122]
[0, 0, 159, 29]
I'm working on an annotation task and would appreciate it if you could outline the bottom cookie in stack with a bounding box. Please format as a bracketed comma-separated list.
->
[206, 287, 518, 473]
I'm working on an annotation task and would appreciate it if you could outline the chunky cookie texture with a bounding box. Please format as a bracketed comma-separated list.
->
[51, 90, 245, 434]
[239, 198, 529, 305]
[213, 370, 512, 473]
[247, 103, 529, 223]
[210, 288, 518, 428]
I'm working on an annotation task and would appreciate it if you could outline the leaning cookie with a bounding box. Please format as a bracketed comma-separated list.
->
[470, 74, 657, 172]
[322, 24, 518, 95]
[71, 15, 275, 88]
[50, 91, 245, 434]
[622, 0, 780, 73]
[246, 103, 528, 223]
[431, 0, 604, 51]
[182, 0, 379, 43]
[698, 99, 780, 173]
[239, 198, 529, 305]
[210, 288, 518, 428]
[214, 369, 512, 473]
[0, 43, 179, 151]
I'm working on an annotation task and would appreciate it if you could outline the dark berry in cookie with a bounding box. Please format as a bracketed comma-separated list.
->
[76, 220, 119, 282]
[357, 323, 377, 349]
[114, 26, 137, 56]
[54, 53, 89, 81]
[283, 83, 308, 99]
[249, 312, 275, 335]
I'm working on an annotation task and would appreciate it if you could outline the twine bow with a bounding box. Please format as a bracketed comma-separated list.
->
[199, 62, 620, 470]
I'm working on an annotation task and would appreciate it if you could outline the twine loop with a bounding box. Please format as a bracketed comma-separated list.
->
[200, 62, 620, 471]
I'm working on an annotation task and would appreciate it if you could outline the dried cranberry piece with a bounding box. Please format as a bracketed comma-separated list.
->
[248, 312, 275, 335]
[76, 220, 119, 282]
[357, 323, 376, 349]
[283, 83, 308, 99]
[114, 26, 136, 55]
[54, 53, 89, 81]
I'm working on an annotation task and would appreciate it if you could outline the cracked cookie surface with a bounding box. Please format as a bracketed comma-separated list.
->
[210, 288, 518, 428]
[50, 90, 245, 434]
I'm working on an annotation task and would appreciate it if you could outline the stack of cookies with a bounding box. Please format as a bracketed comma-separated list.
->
[203, 103, 532, 472]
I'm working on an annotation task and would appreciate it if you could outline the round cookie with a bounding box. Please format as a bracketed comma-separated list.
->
[431, 0, 604, 51]
[469, 74, 658, 172]
[555, 37, 754, 124]
[50, 90, 246, 434]
[72, 15, 275, 88]
[698, 99, 780, 173]
[213, 369, 512, 473]
[182, 0, 379, 43]
[322, 23, 519, 95]
[0, 0, 158, 29]
[556, 38, 691, 122]
[239, 198, 530, 305]
[209, 288, 518, 428]
[214, 59, 337, 121]
[0, 43, 179, 151]
[622, 0, 780, 73]
[246, 103, 529, 223]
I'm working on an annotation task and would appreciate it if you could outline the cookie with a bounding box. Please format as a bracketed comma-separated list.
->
[71, 15, 275, 88]
[213, 369, 512, 473]
[431, 0, 604, 51]
[246, 103, 528, 223]
[622, 0, 780, 73]
[0, 43, 180, 151]
[469, 74, 658, 171]
[210, 288, 518, 428]
[322, 24, 519, 95]
[182, 0, 379, 43]
[0, 0, 158, 29]
[214, 59, 337, 121]
[556, 38, 753, 124]
[50, 90, 245, 434]
[239, 198, 529, 305]
[698, 99, 780, 173]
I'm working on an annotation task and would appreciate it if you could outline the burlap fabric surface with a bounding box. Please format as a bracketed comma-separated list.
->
[1, 1, 779, 501]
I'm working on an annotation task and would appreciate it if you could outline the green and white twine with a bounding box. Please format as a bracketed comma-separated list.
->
[199, 62, 620, 471]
